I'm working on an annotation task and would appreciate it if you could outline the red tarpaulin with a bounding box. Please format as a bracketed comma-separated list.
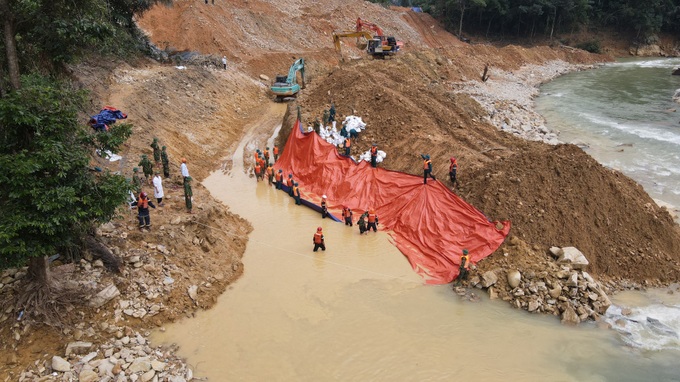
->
[273, 120, 510, 284]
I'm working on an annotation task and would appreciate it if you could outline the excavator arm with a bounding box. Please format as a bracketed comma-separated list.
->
[332, 31, 374, 61]
[287, 58, 305, 89]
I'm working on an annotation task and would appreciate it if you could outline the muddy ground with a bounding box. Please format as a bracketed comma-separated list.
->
[2, 0, 680, 379]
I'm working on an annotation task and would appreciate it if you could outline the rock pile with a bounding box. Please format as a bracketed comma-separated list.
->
[19, 328, 194, 382]
[463, 246, 612, 325]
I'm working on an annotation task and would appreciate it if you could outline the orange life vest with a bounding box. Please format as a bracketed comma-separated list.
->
[266, 166, 273, 176]
[345, 139, 351, 148]
[255, 165, 261, 174]
[137, 196, 148, 209]
[274, 147, 279, 155]
[423, 159, 431, 170]
[342, 208, 351, 218]
[254, 152, 259, 161]
[313, 232, 323, 244]
[264, 149, 269, 158]
[461, 255, 470, 270]
[287, 178, 293, 187]
[276, 173, 283, 182]
[370, 146, 377, 155]
[368, 211, 377, 223]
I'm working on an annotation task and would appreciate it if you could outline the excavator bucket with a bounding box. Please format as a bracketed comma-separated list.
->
[356, 40, 368, 50]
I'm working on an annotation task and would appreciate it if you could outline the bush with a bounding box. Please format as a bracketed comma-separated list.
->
[575, 40, 601, 54]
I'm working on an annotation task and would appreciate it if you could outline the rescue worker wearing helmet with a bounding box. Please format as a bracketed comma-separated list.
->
[137, 191, 156, 231]
[313, 226, 326, 252]
[367, 208, 379, 232]
[293, 182, 301, 205]
[457, 249, 471, 284]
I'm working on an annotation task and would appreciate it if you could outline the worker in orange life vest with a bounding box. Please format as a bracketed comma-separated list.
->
[344, 138, 351, 156]
[449, 157, 458, 189]
[370, 143, 378, 168]
[265, 164, 274, 185]
[293, 182, 301, 205]
[275, 169, 284, 189]
[287, 174, 294, 196]
[342, 206, 353, 226]
[264, 147, 270, 163]
[137, 191, 156, 231]
[367, 208, 379, 232]
[421, 154, 436, 184]
[313, 226, 326, 252]
[320, 195, 328, 218]
[456, 249, 471, 284]
[273, 146, 279, 162]
[254, 161, 262, 181]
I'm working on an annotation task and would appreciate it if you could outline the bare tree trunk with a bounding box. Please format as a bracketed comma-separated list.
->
[0, 56, 6, 97]
[0, 0, 21, 90]
[28, 256, 51, 285]
[458, 2, 466, 38]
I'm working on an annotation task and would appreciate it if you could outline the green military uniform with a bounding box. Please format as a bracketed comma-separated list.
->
[184, 176, 193, 212]
[151, 137, 161, 163]
[138, 154, 154, 182]
[132, 168, 144, 193]
[161, 146, 170, 178]
[322, 109, 330, 126]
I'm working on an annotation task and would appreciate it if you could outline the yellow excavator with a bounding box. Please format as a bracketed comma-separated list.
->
[332, 31, 399, 61]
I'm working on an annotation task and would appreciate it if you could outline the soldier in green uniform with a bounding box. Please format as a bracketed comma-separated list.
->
[322, 108, 330, 126]
[132, 167, 144, 193]
[161, 146, 170, 178]
[150, 137, 161, 164]
[184, 176, 193, 213]
[138, 154, 154, 184]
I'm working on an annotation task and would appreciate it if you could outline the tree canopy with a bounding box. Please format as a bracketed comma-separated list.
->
[390, 0, 680, 41]
[0, 0, 166, 276]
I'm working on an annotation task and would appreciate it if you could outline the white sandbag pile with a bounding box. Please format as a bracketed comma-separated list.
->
[358, 150, 387, 164]
[318, 115, 368, 147]
[343, 115, 366, 132]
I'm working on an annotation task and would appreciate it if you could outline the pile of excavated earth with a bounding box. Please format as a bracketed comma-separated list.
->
[2, 0, 680, 380]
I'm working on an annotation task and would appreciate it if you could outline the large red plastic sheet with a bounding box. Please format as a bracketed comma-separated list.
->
[274, 120, 511, 284]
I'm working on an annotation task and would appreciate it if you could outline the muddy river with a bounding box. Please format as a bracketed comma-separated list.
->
[151, 107, 680, 381]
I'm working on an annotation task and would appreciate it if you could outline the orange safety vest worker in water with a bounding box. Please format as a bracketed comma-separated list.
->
[367, 209, 379, 232]
[342, 206, 353, 227]
[276, 170, 284, 189]
[313, 227, 326, 252]
[457, 249, 471, 282]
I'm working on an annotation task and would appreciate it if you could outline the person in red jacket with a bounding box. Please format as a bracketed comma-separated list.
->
[313, 226, 326, 252]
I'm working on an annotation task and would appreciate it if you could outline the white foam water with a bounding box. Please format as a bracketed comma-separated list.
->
[606, 303, 680, 351]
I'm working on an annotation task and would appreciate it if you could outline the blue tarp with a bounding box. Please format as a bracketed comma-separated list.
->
[88, 107, 127, 132]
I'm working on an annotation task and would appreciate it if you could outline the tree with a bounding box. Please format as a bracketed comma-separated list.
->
[0, 75, 130, 283]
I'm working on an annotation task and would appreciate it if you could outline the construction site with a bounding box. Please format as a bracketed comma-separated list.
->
[2, 0, 680, 380]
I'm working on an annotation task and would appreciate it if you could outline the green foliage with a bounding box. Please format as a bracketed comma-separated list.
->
[575, 40, 601, 53]
[89, 122, 134, 155]
[0, 75, 129, 269]
[412, 0, 680, 40]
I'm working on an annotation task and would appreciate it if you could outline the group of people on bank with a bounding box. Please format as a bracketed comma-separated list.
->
[131, 137, 195, 231]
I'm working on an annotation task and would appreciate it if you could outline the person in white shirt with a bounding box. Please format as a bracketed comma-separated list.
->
[180, 157, 190, 183]
[222, 56, 227, 70]
[153, 172, 164, 206]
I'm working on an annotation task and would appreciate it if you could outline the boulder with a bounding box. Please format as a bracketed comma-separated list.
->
[673, 67, 680, 76]
[65, 341, 93, 356]
[557, 247, 589, 269]
[528, 300, 540, 312]
[141, 369, 156, 382]
[561, 305, 581, 325]
[259, 74, 270, 81]
[89, 284, 120, 308]
[79, 369, 99, 382]
[507, 270, 521, 289]
[481, 271, 498, 288]
[51, 356, 71, 372]
[128, 357, 152, 373]
[188, 285, 198, 301]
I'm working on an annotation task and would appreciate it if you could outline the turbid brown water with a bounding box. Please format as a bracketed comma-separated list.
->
[151, 106, 680, 381]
